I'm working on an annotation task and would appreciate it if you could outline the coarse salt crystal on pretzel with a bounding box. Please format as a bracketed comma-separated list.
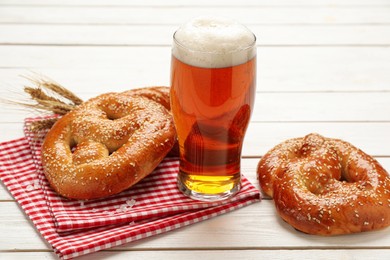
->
[41, 87, 176, 200]
[257, 133, 390, 236]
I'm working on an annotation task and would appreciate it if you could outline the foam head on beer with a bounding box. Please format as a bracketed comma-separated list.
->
[173, 16, 256, 68]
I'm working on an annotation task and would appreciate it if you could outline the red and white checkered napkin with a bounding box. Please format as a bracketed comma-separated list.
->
[0, 117, 260, 259]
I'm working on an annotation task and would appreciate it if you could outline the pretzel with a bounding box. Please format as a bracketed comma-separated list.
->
[42, 87, 176, 200]
[125, 86, 171, 110]
[126, 86, 179, 157]
[257, 133, 390, 235]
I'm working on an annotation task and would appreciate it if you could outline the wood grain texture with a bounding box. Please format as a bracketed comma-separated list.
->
[2, 250, 390, 260]
[1, 6, 390, 25]
[2, 92, 390, 122]
[1, 200, 389, 251]
[2, 25, 390, 46]
[1, 0, 390, 7]
[0, 0, 389, 259]
[0, 46, 389, 93]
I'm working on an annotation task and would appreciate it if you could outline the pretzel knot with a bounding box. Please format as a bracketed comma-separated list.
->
[257, 133, 390, 235]
[42, 87, 176, 200]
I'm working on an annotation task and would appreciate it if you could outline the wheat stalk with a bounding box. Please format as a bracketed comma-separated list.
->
[5, 74, 84, 132]
[28, 118, 59, 132]
[22, 75, 83, 106]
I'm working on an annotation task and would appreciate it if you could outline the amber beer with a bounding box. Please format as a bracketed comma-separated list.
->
[170, 17, 256, 201]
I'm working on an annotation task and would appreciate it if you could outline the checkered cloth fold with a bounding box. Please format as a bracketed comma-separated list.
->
[0, 117, 260, 259]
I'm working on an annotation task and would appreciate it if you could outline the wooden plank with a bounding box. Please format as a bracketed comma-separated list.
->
[2, 157, 390, 201]
[252, 92, 390, 122]
[2, 250, 390, 260]
[1, 6, 390, 25]
[0, 1, 388, 259]
[2, 92, 390, 122]
[0, 0, 389, 7]
[1, 0, 389, 7]
[0, 200, 389, 251]
[2, 24, 390, 46]
[0, 123, 24, 142]
[0, 46, 389, 92]
[0, 202, 50, 250]
[244, 122, 390, 157]
[0, 120, 389, 157]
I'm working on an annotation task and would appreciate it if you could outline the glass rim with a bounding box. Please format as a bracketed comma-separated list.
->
[172, 30, 257, 55]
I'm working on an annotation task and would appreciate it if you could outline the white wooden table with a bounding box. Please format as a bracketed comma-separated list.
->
[1, 0, 389, 259]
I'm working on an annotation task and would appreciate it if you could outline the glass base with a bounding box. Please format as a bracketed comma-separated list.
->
[177, 171, 241, 202]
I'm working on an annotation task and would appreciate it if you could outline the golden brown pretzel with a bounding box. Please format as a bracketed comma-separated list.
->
[42, 87, 176, 200]
[125, 86, 171, 110]
[126, 86, 179, 157]
[257, 133, 390, 235]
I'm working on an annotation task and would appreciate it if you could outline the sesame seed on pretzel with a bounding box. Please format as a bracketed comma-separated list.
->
[258, 133, 390, 235]
[42, 87, 176, 200]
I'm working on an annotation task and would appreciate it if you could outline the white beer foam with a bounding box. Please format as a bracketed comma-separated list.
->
[172, 16, 256, 68]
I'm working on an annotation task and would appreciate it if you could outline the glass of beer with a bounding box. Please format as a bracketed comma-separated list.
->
[170, 16, 256, 201]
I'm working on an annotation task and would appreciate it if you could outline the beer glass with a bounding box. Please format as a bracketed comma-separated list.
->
[170, 17, 256, 201]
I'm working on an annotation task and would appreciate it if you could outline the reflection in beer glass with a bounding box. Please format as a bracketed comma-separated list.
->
[170, 17, 256, 201]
